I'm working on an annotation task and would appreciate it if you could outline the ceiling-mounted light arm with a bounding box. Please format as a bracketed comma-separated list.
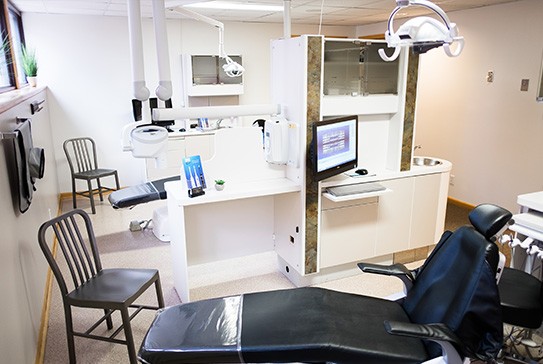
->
[170, 6, 245, 77]
[379, 0, 464, 62]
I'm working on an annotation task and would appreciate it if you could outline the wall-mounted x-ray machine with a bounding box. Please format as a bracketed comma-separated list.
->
[123, 0, 246, 167]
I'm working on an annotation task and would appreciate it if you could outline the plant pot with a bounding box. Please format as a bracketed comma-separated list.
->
[27, 76, 37, 87]
[215, 183, 225, 191]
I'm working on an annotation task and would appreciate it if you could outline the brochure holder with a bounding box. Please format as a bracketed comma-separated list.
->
[183, 155, 206, 198]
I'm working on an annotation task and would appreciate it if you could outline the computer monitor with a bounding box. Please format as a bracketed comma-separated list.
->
[311, 115, 358, 182]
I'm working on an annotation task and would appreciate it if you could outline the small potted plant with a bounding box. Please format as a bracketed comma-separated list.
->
[21, 44, 38, 87]
[214, 179, 225, 191]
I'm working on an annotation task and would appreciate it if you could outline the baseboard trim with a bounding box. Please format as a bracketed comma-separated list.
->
[447, 197, 475, 210]
[59, 188, 117, 203]
[35, 195, 62, 364]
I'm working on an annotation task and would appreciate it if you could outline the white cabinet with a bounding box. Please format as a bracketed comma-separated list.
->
[145, 134, 214, 180]
[181, 54, 243, 97]
[375, 178, 414, 256]
[319, 197, 378, 269]
[410, 173, 442, 249]
[318, 171, 448, 269]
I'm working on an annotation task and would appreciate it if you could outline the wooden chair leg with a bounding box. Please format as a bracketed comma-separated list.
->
[87, 180, 96, 214]
[121, 308, 138, 364]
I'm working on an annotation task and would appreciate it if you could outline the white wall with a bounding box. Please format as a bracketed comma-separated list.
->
[358, 0, 543, 212]
[0, 90, 59, 364]
[22, 12, 355, 193]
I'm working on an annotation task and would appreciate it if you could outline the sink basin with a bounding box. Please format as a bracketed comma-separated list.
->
[412, 157, 442, 167]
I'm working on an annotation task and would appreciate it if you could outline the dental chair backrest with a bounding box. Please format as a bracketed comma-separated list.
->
[402, 204, 510, 360]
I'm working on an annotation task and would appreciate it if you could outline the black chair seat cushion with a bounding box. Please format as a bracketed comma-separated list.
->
[498, 267, 543, 329]
[139, 287, 428, 364]
[67, 268, 159, 308]
[73, 168, 116, 179]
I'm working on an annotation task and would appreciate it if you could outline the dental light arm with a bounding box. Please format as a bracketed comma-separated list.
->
[379, 0, 464, 62]
[170, 6, 245, 77]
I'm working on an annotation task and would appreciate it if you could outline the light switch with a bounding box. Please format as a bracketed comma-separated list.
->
[521, 79, 529, 92]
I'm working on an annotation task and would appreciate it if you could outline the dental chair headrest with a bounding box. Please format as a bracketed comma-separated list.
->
[469, 203, 512, 241]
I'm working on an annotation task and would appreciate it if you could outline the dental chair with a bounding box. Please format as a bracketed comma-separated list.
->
[138, 204, 510, 364]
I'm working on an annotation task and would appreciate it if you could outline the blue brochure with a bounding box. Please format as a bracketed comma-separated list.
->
[183, 155, 206, 190]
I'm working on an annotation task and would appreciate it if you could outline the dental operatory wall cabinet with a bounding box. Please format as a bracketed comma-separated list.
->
[270, 35, 448, 285]
[321, 40, 402, 116]
[319, 172, 447, 269]
[181, 54, 243, 97]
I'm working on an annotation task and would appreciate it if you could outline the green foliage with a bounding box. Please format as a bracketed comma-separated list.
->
[214, 179, 225, 185]
[21, 44, 38, 77]
[0, 32, 12, 66]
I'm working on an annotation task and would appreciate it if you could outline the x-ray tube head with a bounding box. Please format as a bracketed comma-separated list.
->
[379, 0, 464, 62]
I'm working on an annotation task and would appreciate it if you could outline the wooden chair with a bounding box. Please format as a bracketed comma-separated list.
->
[38, 209, 164, 364]
[63, 137, 120, 214]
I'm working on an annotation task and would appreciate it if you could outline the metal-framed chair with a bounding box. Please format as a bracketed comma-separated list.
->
[38, 209, 164, 364]
[63, 137, 120, 214]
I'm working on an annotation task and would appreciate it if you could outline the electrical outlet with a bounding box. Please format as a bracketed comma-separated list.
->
[486, 71, 494, 83]
[450, 174, 455, 186]
[521, 79, 529, 92]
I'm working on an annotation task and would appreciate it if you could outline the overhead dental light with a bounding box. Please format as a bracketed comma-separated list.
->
[379, 0, 464, 62]
[169, 6, 244, 77]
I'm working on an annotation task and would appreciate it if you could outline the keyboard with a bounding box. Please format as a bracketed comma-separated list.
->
[326, 182, 386, 197]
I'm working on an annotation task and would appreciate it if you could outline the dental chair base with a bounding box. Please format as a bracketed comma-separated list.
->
[139, 204, 509, 364]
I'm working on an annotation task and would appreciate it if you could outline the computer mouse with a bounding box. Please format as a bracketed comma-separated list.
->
[355, 168, 368, 175]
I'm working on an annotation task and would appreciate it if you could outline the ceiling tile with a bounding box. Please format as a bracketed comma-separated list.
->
[11, 0, 523, 26]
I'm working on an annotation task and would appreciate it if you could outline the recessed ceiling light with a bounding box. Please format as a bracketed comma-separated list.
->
[183, 1, 284, 12]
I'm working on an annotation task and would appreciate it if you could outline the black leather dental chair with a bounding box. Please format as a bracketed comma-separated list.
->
[138, 204, 510, 364]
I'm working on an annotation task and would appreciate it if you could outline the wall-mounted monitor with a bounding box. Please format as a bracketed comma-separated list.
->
[311, 115, 358, 182]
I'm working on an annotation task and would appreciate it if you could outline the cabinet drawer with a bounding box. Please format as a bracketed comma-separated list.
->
[321, 195, 378, 211]
[319, 200, 378, 268]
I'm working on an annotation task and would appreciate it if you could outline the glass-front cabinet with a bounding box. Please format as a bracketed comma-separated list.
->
[322, 39, 404, 116]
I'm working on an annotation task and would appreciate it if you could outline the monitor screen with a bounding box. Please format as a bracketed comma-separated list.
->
[312, 115, 358, 181]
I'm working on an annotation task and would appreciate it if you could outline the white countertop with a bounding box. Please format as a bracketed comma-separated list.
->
[165, 178, 301, 206]
[517, 191, 543, 212]
[320, 156, 452, 189]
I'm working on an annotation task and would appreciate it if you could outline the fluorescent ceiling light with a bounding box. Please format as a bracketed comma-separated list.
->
[184, 1, 283, 12]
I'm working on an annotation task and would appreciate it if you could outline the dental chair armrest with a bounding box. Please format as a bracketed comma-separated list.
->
[384, 321, 466, 361]
[358, 262, 415, 292]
